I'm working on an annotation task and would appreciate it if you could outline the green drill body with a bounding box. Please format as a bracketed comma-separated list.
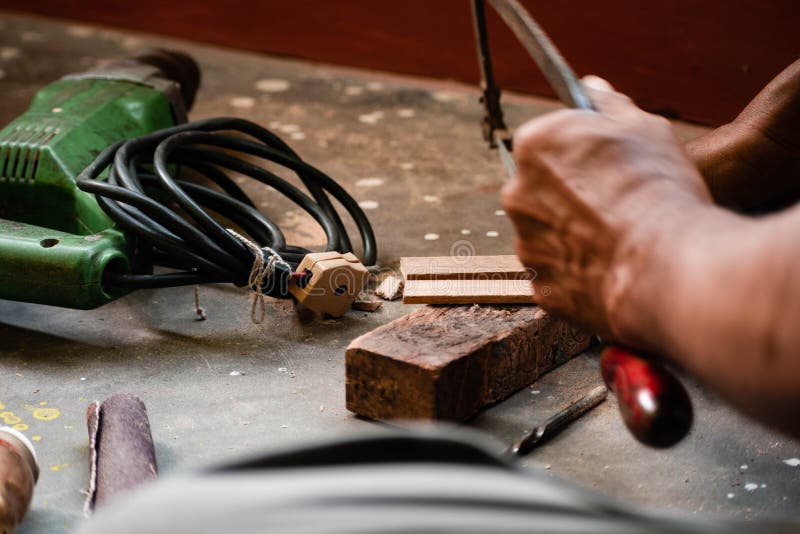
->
[0, 55, 192, 309]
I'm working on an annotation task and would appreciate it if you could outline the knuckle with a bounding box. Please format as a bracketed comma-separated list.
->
[500, 180, 527, 210]
[513, 110, 585, 156]
[648, 113, 672, 129]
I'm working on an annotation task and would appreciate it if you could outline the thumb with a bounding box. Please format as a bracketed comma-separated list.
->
[581, 75, 639, 119]
[582, 74, 615, 92]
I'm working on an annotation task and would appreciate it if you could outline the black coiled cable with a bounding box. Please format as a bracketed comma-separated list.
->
[76, 117, 377, 299]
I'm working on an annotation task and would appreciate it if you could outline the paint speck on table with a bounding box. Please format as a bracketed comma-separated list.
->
[424, 233, 440, 241]
[531, 390, 540, 395]
[80, 377, 86, 381]
[397, 108, 415, 118]
[744, 483, 759, 491]
[783, 458, 800, 467]
[1, 47, 20, 60]
[495, 209, 506, 216]
[423, 195, 439, 203]
[432, 91, 457, 103]
[740, 464, 748, 470]
[727, 493, 735, 499]
[344, 85, 364, 96]
[255, 78, 291, 93]
[229, 96, 255, 109]
[121, 37, 143, 50]
[21, 31, 45, 43]
[290, 132, 306, 141]
[229, 371, 243, 376]
[486, 230, 499, 237]
[355, 177, 384, 188]
[50, 463, 68, 472]
[279, 124, 300, 133]
[358, 200, 379, 210]
[399, 162, 415, 170]
[66, 25, 95, 38]
[31, 436, 41, 442]
[32, 408, 60, 421]
[358, 111, 384, 125]
[460, 229, 471, 235]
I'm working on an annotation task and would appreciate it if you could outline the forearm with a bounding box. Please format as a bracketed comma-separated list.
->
[611, 204, 800, 435]
[686, 58, 800, 212]
[687, 123, 800, 211]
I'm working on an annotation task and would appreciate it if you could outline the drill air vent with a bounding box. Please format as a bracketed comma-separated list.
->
[0, 125, 58, 183]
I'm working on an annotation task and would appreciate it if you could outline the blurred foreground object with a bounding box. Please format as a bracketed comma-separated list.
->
[75, 428, 799, 533]
[0, 426, 38, 533]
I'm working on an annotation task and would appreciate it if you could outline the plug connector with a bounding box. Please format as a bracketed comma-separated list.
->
[288, 252, 369, 317]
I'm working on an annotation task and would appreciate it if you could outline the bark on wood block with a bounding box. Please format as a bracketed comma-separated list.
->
[346, 305, 591, 421]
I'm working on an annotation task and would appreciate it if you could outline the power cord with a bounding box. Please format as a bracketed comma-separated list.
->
[76, 117, 377, 300]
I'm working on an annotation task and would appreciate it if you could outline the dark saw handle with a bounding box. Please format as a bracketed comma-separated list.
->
[600, 345, 693, 448]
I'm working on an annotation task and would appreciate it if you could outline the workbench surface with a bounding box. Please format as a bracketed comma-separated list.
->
[1, 14, 798, 533]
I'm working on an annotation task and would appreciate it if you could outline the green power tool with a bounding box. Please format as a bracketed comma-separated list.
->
[0, 50, 377, 317]
[0, 50, 200, 309]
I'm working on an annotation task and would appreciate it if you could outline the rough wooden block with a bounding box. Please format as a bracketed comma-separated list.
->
[346, 305, 591, 421]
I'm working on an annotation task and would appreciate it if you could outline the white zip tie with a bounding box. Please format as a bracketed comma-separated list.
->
[226, 228, 291, 324]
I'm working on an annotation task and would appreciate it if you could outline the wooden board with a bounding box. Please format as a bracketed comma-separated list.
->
[402, 279, 534, 304]
[346, 305, 591, 421]
[400, 255, 530, 280]
[401, 255, 534, 304]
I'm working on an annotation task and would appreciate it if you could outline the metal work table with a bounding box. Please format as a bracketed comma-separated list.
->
[1, 14, 797, 533]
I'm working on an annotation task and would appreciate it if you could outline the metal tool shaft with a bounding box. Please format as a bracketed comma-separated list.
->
[489, 0, 594, 111]
[508, 384, 608, 456]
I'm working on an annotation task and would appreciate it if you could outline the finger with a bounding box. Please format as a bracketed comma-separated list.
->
[580, 75, 639, 119]
[581, 75, 615, 92]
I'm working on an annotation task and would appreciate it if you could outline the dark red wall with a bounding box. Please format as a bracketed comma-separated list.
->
[2, 0, 798, 125]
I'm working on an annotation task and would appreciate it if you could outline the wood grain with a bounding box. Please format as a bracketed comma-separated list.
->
[346, 304, 590, 421]
[400, 255, 530, 280]
[402, 278, 535, 304]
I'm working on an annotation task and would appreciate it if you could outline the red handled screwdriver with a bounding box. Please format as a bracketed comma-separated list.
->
[600, 346, 692, 447]
[472, 0, 693, 447]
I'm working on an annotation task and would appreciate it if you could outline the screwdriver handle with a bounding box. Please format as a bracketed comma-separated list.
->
[600, 345, 692, 448]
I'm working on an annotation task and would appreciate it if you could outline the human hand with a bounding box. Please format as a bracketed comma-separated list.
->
[502, 76, 713, 345]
